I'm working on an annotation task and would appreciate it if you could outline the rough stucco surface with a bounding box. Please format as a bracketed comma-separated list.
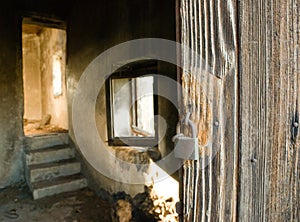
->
[22, 27, 68, 128]
[22, 33, 42, 120]
[40, 28, 68, 129]
[0, 5, 24, 188]
[67, 0, 176, 196]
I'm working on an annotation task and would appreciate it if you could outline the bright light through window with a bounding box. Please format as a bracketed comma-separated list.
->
[112, 76, 155, 138]
[52, 54, 62, 96]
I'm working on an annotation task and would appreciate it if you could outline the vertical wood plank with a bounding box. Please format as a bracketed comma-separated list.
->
[180, 0, 238, 221]
[239, 0, 300, 220]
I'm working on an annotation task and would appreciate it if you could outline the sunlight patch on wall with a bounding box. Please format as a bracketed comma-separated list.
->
[52, 54, 63, 97]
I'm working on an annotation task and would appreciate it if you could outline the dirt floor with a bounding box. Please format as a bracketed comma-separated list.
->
[0, 183, 113, 222]
[24, 120, 67, 135]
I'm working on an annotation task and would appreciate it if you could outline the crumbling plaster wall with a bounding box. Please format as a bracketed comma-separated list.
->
[22, 33, 42, 121]
[22, 27, 68, 128]
[0, 5, 24, 188]
[67, 0, 177, 196]
[40, 28, 68, 129]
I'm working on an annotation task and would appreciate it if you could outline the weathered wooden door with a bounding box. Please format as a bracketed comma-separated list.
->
[178, 0, 299, 221]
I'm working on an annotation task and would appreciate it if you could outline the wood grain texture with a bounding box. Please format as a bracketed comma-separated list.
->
[180, 0, 238, 221]
[239, 0, 300, 221]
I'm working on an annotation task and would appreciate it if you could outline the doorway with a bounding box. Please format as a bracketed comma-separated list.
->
[22, 22, 68, 135]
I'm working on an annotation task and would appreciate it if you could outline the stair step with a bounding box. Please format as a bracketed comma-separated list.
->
[26, 145, 75, 165]
[24, 133, 89, 200]
[26, 133, 69, 150]
[32, 174, 87, 200]
[28, 159, 81, 183]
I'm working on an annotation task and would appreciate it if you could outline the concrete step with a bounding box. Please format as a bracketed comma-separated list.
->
[28, 159, 81, 184]
[26, 133, 69, 151]
[26, 145, 75, 165]
[32, 174, 87, 200]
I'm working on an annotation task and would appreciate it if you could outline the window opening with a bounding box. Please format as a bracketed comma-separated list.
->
[106, 60, 158, 146]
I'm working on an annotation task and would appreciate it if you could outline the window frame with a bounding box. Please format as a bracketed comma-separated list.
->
[105, 60, 158, 147]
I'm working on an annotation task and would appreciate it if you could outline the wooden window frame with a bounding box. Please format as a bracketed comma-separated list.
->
[105, 60, 158, 147]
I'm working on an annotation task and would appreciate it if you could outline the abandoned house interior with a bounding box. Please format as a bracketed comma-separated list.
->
[0, 0, 299, 221]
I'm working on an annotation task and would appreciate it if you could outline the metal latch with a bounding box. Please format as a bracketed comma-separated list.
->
[172, 113, 199, 160]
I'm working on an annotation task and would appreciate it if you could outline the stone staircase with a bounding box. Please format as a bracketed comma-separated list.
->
[25, 133, 87, 200]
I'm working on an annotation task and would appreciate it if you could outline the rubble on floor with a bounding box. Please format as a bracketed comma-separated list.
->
[24, 118, 67, 135]
[111, 186, 178, 222]
[0, 183, 178, 222]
